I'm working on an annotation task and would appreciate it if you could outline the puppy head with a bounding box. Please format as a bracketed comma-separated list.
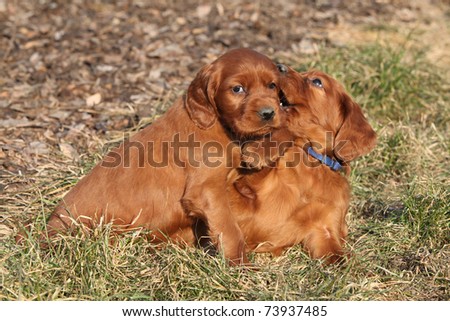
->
[185, 48, 282, 138]
[280, 68, 377, 162]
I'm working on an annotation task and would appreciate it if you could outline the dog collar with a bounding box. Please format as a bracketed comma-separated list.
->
[307, 147, 342, 171]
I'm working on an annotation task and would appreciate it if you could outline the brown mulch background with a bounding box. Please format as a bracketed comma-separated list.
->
[1, 0, 449, 184]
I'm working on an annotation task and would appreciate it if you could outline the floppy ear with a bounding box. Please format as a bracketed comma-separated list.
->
[185, 64, 219, 130]
[334, 94, 377, 162]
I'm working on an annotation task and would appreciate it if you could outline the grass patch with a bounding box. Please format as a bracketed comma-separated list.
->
[1, 42, 449, 300]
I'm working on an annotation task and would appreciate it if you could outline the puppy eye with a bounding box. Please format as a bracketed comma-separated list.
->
[311, 78, 323, 88]
[232, 85, 245, 94]
[268, 82, 277, 90]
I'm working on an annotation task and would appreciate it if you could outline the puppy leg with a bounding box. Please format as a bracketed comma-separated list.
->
[182, 198, 249, 265]
[46, 211, 72, 237]
[181, 176, 249, 265]
[303, 226, 345, 265]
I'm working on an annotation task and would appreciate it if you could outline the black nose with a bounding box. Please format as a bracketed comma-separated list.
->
[276, 63, 288, 73]
[258, 107, 275, 121]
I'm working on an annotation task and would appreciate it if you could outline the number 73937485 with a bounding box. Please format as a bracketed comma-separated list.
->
[263, 305, 327, 317]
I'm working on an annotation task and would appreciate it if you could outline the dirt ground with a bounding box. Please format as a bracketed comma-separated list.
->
[1, 0, 449, 217]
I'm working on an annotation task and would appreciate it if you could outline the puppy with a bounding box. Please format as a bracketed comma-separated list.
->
[229, 66, 377, 264]
[46, 48, 283, 265]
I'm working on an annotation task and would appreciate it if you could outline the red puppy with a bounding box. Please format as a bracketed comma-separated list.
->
[229, 66, 377, 263]
[47, 48, 283, 265]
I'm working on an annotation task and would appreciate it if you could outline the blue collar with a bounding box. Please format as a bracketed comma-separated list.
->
[307, 147, 343, 171]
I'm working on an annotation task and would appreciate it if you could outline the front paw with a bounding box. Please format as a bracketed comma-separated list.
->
[241, 140, 280, 169]
[241, 141, 265, 169]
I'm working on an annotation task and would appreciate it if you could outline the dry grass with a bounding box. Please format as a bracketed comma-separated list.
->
[1, 43, 449, 301]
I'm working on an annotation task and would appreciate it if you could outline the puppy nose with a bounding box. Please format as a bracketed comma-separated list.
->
[258, 107, 275, 121]
[276, 63, 288, 73]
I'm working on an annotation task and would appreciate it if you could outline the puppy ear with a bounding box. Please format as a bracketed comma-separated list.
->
[334, 94, 377, 162]
[185, 64, 218, 130]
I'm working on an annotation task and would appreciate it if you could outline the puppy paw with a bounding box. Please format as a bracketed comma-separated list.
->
[241, 140, 281, 169]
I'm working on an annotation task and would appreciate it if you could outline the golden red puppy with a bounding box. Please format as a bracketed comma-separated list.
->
[46, 48, 283, 265]
[229, 66, 377, 263]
